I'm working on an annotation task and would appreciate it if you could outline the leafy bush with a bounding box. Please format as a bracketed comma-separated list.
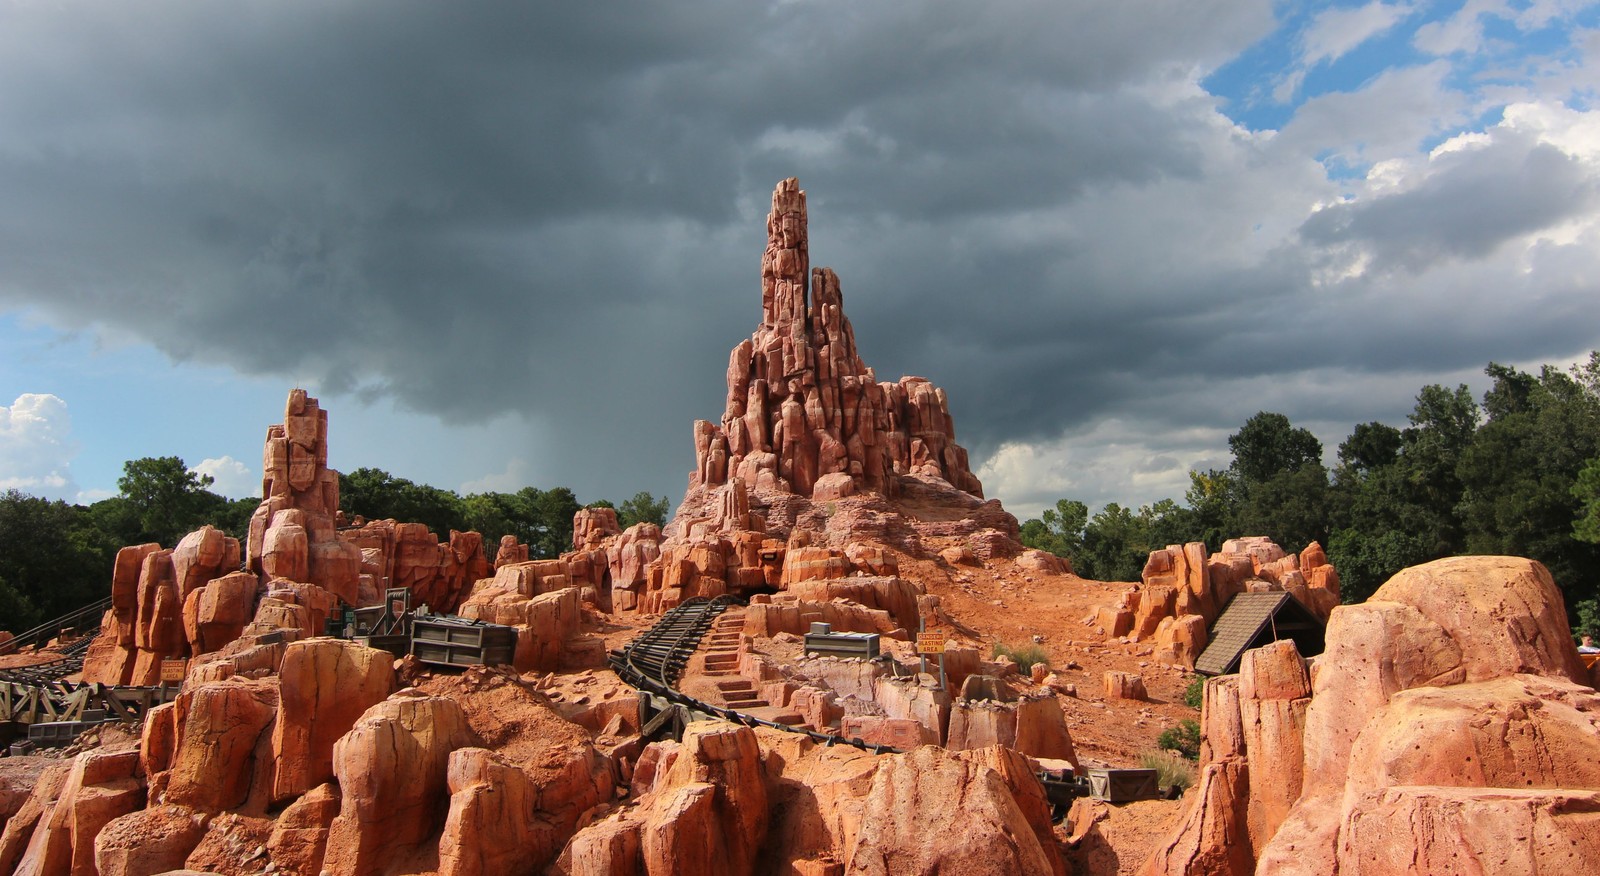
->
[991, 641, 1050, 673]
[1183, 677, 1205, 710]
[1140, 749, 1196, 794]
[1157, 718, 1202, 761]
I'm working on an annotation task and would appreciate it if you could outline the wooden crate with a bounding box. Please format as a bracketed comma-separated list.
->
[803, 631, 880, 660]
[1087, 768, 1160, 802]
[410, 617, 517, 669]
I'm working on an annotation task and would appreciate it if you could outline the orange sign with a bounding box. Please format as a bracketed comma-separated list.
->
[160, 658, 188, 684]
[916, 631, 946, 655]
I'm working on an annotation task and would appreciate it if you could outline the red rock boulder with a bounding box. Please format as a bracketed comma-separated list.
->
[322, 693, 480, 876]
[270, 638, 397, 803]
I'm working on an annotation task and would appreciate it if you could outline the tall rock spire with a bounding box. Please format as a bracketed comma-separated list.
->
[691, 178, 983, 502]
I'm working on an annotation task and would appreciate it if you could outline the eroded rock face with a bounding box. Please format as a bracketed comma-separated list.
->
[12, 748, 143, 876]
[646, 723, 770, 876]
[159, 677, 279, 814]
[1103, 536, 1341, 669]
[439, 748, 554, 876]
[270, 638, 397, 803]
[686, 179, 980, 504]
[93, 805, 205, 876]
[1147, 555, 1600, 876]
[249, 390, 362, 605]
[338, 520, 488, 614]
[323, 693, 480, 876]
[618, 179, 1009, 613]
[267, 782, 340, 876]
[847, 745, 1058, 876]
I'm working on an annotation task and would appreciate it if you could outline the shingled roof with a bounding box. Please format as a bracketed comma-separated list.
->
[1194, 591, 1326, 676]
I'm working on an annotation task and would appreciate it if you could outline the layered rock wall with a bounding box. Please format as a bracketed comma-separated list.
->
[1142, 555, 1600, 875]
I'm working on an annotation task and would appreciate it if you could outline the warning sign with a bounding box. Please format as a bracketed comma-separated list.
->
[916, 631, 946, 655]
[160, 658, 188, 684]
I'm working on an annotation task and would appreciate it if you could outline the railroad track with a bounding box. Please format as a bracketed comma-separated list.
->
[0, 632, 98, 686]
[609, 595, 1091, 808]
[1, 596, 176, 747]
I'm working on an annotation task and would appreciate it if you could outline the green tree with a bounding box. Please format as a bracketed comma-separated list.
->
[1574, 456, 1600, 545]
[0, 489, 113, 620]
[1326, 384, 1482, 602]
[1225, 413, 1329, 553]
[1228, 412, 1323, 485]
[520, 486, 581, 558]
[616, 491, 670, 529]
[1337, 422, 1403, 474]
[339, 468, 465, 538]
[1080, 503, 1151, 582]
[0, 573, 42, 633]
[1184, 469, 1241, 550]
[1019, 498, 1088, 566]
[115, 456, 221, 547]
[1457, 361, 1600, 609]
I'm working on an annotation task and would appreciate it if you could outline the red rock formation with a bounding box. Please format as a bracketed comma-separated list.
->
[1144, 555, 1600, 876]
[1094, 536, 1341, 669]
[626, 179, 999, 612]
[1104, 671, 1147, 701]
[270, 638, 396, 803]
[573, 506, 622, 551]
[690, 179, 982, 501]
[0, 764, 70, 875]
[456, 580, 586, 672]
[93, 805, 206, 876]
[11, 748, 143, 876]
[249, 390, 362, 605]
[438, 748, 552, 876]
[338, 519, 487, 614]
[847, 744, 1059, 875]
[322, 693, 480, 876]
[495, 533, 530, 566]
[157, 677, 279, 813]
[606, 523, 662, 611]
[267, 782, 340, 876]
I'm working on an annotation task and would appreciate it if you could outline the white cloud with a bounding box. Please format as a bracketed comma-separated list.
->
[191, 455, 257, 499]
[1300, 1, 1418, 69]
[0, 393, 80, 501]
[460, 458, 530, 495]
[978, 418, 1235, 522]
[1413, 0, 1502, 55]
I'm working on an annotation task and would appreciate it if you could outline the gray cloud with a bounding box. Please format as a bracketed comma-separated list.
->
[1, 1, 1598, 515]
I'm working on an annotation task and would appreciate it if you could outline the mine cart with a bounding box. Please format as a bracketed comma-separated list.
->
[803, 623, 880, 659]
[409, 616, 517, 669]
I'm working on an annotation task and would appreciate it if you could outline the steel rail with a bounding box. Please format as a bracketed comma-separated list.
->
[608, 596, 1091, 806]
[1, 596, 113, 657]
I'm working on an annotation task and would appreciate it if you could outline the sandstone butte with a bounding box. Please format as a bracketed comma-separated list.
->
[2, 179, 1597, 876]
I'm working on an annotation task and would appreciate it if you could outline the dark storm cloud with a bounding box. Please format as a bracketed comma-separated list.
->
[2, 0, 1597, 512]
[1298, 137, 1600, 272]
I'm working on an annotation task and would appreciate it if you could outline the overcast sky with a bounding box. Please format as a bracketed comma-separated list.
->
[4, 0, 1600, 522]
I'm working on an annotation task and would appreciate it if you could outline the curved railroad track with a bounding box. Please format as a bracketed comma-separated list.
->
[608, 595, 1091, 807]
[1, 597, 175, 745]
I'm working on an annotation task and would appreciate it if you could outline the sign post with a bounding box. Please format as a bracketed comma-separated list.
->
[159, 658, 188, 698]
[916, 630, 947, 691]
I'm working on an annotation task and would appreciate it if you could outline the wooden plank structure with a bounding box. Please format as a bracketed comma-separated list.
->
[803, 629, 881, 660]
[1086, 768, 1161, 802]
[2, 680, 179, 748]
[410, 616, 517, 669]
[1194, 591, 1327, 677]
[354, 587, 414, 657]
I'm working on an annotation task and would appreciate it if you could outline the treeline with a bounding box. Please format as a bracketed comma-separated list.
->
[1020, 355, 1600, 634]
[0, 459, 668, 634]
